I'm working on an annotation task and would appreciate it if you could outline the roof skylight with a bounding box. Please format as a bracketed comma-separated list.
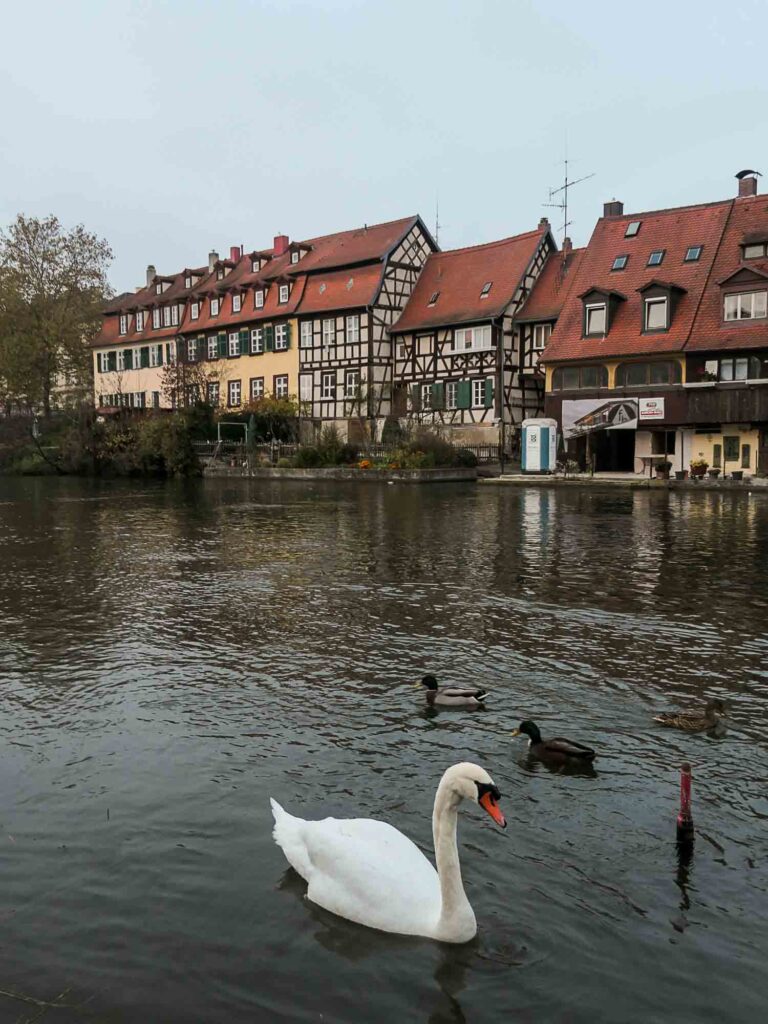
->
[625, 221, 641, 238]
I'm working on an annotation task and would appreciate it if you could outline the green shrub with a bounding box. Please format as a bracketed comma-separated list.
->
[453, 447, 478, 468]
[276, 457, 291, 468]
[293, 445, 322, 468]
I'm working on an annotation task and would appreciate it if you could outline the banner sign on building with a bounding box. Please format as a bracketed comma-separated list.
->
[562, 398, 638, 439]
[638, 397, 665, 421]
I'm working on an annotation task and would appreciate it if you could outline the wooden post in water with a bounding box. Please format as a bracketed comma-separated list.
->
[677, 763, 694, 844]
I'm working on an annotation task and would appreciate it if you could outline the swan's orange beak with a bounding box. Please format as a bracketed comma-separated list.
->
[479, 791, 506, 829]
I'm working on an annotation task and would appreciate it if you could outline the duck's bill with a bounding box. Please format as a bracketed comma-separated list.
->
[479, 791, 507, 829]
[510, 728, 520, 737]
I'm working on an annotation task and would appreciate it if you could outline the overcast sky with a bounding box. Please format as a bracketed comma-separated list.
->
[2, 0, 765, 292]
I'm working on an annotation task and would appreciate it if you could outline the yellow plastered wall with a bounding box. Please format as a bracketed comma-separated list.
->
[214, 318, 299, 407]
[93, 353, 167, 406]
[688, 428, 760, 475]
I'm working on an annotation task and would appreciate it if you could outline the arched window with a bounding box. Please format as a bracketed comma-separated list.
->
[615, 361, 682, 386]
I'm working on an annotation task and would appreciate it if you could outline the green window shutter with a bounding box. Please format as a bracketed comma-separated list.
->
[285, 322, 292, 349]
[410, 383, 422, 412]
[484, 377, 495, 409]
[239, 328, 248, 353]
[265, 325, 275, 351]
[123, 348, 132, 369]
[457, 379, 471, 410]
[140, 346, 150, 368]
[432, 382, 445, 410]
[107, 351, 117, 372]
[218, 333, 227, 358]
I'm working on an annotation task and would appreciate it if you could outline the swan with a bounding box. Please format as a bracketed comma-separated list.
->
[270, 762, 506, 943]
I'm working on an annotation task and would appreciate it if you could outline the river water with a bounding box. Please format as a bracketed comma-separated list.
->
[0, 477, 766, 1023]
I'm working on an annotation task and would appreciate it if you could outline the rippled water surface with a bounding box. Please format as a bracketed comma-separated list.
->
[1, 477, 766, 1023]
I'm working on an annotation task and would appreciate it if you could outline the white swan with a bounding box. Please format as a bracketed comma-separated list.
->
[270, 762, 506, 943]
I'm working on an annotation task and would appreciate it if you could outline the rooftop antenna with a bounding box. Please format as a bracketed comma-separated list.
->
[545, 153, 595, 249]
[435, 196, 441, 247]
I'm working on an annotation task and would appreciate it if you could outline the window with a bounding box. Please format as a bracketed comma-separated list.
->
[533, 324, 552, 350]
[152, 391, 161, 409]
[743, 243, 767, 259]
[644, 297, 668, 331]
[552, 365, 609, 390]
[480, 281, 492, 298]
[274, 374, 289, 398]
[255, 290, 265, 308]
[208, 336, 218, 360]
[724, 291, 768, 320]
[720, 357, 749, 381]
[585, 303, 606, 335]
[396, 342, 407, 361]
[454, 325, 492, 351]
[420, 383, 433, 410]
[228, 332, 240, 357]
[291, 251, 299, 264]
[723, 436, 740, 462]
[232, 294, 242, 313]
[207, 381, 219, 405]
[428, 291, 440, 306]
[251, 328, 263, 354]
[155, 283, 162, 295]
[346, 315, 360, 344]
[228, 380, 241, 407]
[185, 275, 192, 290]
[472, 378, 492, 408]
[191, 301, 199, 320]
[648, 250, 665, 266]
[173, 305, 181, 326]
[152, 308, 160, 330]
[446, 381, 458, 410]
[216, 269, 224, 281]
[712, 443, 722, 468]
[684, 246, 702, 262]
[615, 361, 682, 386]
[252, 259, 260, 274]
[742, 444, 752, 469]
[275, 324, 288, 350]
[210, 297, 220, 316]
[612, 255, 628, 271]
[300, 321, 313, 348]
[321, 371, 335, 399]
[299, 374, 312, 402]
[322, 319, 335, 348]
[163, 306, 172, 327]
[250, 377, 264, 401]
[344, 370, 361, 400]
[119, 314, 128, 335]
[135, 311, 144, 332]
[279, 284, 290, 304]
[132, 347, 140, 369]
[625, 221, 641, 237]
[149, 344, 161, 368]
[187, 338, 198, 362]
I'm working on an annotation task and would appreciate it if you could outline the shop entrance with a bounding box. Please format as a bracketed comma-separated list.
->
[568, 429, 636, 472]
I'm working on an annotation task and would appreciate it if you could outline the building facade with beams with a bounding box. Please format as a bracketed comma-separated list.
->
[388, 222, 556, 447]
[542, 170, 768, 476]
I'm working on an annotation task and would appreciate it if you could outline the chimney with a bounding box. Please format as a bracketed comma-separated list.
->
[208, 250, 219, 272]
[736, 170, 760, 198]
[273, 234, 289, 256]
[230, 245, 242, 262]
[538, 216, 549, 230]
[146, 264, 156, 286]
[562, 237, 573, 257]
[603, 199, 624, 217]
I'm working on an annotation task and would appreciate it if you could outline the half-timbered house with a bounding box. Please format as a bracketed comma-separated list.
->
[389, 222, 555, 447]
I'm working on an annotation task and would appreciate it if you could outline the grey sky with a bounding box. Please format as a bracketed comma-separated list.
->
[2, 0, 765, 292]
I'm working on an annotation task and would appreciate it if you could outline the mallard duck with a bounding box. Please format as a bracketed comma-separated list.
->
[419, 674, 488, 709]
[653, 698, 728, 735]
[511, 720, 596, 763]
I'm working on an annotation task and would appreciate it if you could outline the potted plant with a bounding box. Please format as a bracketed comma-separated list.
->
[674, 468, 689, 481]
[708, 467, 721, 479]
[655, 459, 672, 480]
[690, 456, 708, 479]
[731, 470, 744, 481]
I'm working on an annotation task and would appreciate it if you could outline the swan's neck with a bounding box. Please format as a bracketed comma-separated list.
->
[432, 780, 475, 940]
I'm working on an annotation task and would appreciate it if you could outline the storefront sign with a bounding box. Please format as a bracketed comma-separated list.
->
[562, 398, 638, 438]
[638, 397, 665, 421]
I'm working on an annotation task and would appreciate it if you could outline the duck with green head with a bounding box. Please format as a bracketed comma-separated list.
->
[419, 674, 489, 709]
[511, 720, 596, 764]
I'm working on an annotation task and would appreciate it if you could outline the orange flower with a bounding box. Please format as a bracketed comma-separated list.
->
[358, 459, 372, 470]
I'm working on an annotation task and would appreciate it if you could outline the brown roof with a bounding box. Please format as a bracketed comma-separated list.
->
[515, 248, 585, 322]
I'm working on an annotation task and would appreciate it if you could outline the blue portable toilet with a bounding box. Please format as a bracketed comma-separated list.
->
[521, 418, 558, 473]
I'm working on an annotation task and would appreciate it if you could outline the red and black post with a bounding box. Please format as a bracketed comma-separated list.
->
[676, 763, 694, 844]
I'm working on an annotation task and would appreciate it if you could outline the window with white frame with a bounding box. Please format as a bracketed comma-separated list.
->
[724, 291, 768, 321]
[585, 303, 607, 335]
[119, 314, 128, 335]
[172, 305, 180, 326]
[251, 327, 263, 354]
[397, 341, 407, 361]
[232, 293, 242, 313]
[187, 338, 198, 362]
[279, 284, 290, 303]
[250, 377, 265, 401]
[207, 381, 220, 405]
[533, 324, 552, 350]
[132, 348, 140, 369]
[255, 289, 265, 308]
[275, 324, 288, 350]
[163, 305, 172, 327]
[191, 301, 199, 320]
[421, 383, 433, 410]
[149, 344, 161, 367]
[274, 374, 289, 398]
[228, 332, 240, 357]
[644, 297, 668, 331]
[252, 259, 260, 274]
[300, 321, 313, 348]
[345, 369, 360, 399]
[117, 350, 125, 371]
[291, 251, 299, 264]
[446, 381, 458, 410]
[322, 319, 335, 348]
[321, 371, 336, 399]
[185, 275, 192, 290]
[454, 325, 492, 351]
[136, 311, 145, 332]
[155, 282, 162, 295]
[210, 297, 220, 316]
[152, 308, 161, 329]
[346, 314, 360, 344]
[300, 374, 312, 402]
[228, 379, 241, 407]
[208, 336, 218, 360]
[472, 378, 488, 407]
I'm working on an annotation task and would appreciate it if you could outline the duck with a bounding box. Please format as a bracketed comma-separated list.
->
[511, 719, 596, 764]
[419, 674, 489, 708]
[270, 762, 506, 943]
[653, 698, 728, 735]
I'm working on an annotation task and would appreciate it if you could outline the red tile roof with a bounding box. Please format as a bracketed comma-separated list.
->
[290, 216, 420, 275]
[687, 194, 768, 352]
[542, 200, 732, 362]
[297, 264, 383, 314]
[515, 248, 585, 322]
[390, 229, 547, 334]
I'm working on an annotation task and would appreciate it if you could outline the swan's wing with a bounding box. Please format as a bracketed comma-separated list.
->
[275, 808, 441, 936]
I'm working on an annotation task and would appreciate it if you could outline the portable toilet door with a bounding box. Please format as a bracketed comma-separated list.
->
[522, 418, 558, 473]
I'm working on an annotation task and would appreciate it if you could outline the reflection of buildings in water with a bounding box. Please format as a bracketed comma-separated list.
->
[628, 493, 664, 595]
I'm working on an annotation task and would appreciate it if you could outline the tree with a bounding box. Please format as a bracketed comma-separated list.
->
[0, 214, 112, 416]
[160, 352, 222, 410]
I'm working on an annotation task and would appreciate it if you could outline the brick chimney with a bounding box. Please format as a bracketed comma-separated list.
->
[538, 216, 549, 230]
[562, 237, 573, 257]
[146, 264, 156, 286]
[736, 170, 760, 198]
[230, 245, 242, 261]
[273, 234, 289, 256]
[603, 199, 624, 217]
[208, 250, 219, 272]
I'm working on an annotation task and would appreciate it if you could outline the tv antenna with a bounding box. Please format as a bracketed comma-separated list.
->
[435, 196, 442, 247]
[545, 158, 595, 248]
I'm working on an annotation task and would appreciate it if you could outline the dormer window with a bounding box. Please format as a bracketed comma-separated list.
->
[232, 293, 242, 313]
[612, 255, 628, 271]
[152, 308, 160, 329]
[684, 246, 703, 262]
[210, 297, 220, 316]
[291, 251, 300, 264]
[162, 305, 172, 327]
[255, 289, 265, 308]
[119, 314, 128, 335]
[185, 275, 192, 290]
[648, 250, 665, 266]
[480, 281, 492, 298]
[155, 282, 162, 295]
[625, 221, 641, 238]
[216, 269, 224, 281]
[585, 303, 607, 335]
[191, 301, 200, 321]
[644, 297, 668, 331]
[171, 304, 179, 326]
[428, 291, 439, 306]
[279, 284, 290, 304]
[743, 242, 768, 259]
[252, 259, 260, 273]
[724, 291, 767, 320]
[136, 311, 145, 332]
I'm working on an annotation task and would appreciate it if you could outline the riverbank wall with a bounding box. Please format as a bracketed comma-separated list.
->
[203, 462, 477, 484]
